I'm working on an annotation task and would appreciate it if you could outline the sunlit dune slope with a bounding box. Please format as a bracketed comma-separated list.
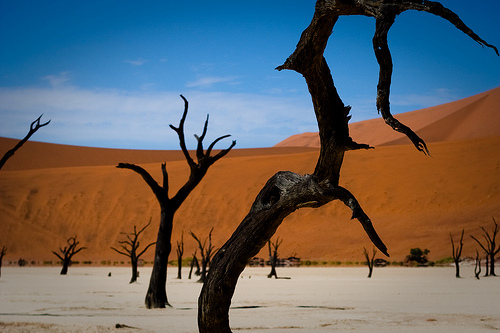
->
[275, 86, 500, 148]
[0, 88, 499, 263]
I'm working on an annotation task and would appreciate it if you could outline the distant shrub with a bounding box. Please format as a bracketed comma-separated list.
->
[404, 248, 430, 266]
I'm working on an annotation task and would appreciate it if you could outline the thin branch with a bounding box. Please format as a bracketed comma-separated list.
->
[196, 115, 210, 161]
[137, 218, 153, 237]
[471, 235, 488, 253]
[137, 242, 156, 258]
[116, 163, 167, 202]
[52, 251, 64, 261]
[169, 95, 195, 167]
[111, 247, 130, 257]
[0, 114, 51, 170]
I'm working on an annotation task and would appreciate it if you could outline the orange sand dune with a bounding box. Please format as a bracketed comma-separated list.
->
[0, 88, 499, 264]
[0, 138, 317, 171]
[276, 86, 500, 148]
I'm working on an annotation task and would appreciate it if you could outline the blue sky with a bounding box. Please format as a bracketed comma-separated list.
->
[1, 1, 499, 149]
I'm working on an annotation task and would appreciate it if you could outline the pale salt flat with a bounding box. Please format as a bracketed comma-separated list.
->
[0, 266, 499, 332]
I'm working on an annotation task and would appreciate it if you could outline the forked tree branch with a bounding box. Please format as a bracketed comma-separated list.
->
[0, 114, 50, 170]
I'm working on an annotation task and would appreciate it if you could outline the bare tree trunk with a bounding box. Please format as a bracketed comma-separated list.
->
[474, 250, 481, 280]
[364, 247, 377, 278]
[189, 251, 200, 280]
[131, 258, 139, 284]
[450, 230, 464, 278]
[197, 1, 497, 332]
[267, 241, 277, 279]
[267, 238, 282, 279]
[176, 232, 184, 279]
[145, 208, 173, 307]
[60, 260, 70, 275]
[0, 246, 6, 278]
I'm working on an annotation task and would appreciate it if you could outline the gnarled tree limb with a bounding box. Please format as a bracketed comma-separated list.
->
[198, 1, 497, 332]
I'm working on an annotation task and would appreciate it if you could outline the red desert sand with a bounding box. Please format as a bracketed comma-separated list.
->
[0, 87, 499, 263]
[0, 88, 499, 333]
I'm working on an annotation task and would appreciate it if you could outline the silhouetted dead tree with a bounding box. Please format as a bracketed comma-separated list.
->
[0, 115, 50, 170]
[198, 1, 497, 331]
[117, 95, 235, 308]
[0, 246, 6, 278]
[474, 250, 481, 280]
[176, 231, 184, 279]
[52, 236, 85, 275]
[267, 237, 283, 279]
[190, 228, 215, 283]
[111, 219, 156, 283]
[364, 247, 377, 278]
[188, 249, 201, 280]
[450, 229, 465, 278]
[471, 218, 499, 276]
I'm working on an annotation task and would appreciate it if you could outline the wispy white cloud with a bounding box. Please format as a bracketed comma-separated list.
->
[41, 71, 71, 87]
[124, 58, 148, 66]
[0, 86, 315, 149]
[186, 76, 240, 88]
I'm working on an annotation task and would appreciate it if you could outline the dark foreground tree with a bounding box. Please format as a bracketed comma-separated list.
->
[0, 246, 6, 278]
[111, 219, 156, 283]
[364, 247, 377, 278]
[117, 96, 235, 308]
[450, 229, 465, 278]
[52, 236, 85, 275]
[0, 115, 50, 170]
[471, 217, 499, 276]
[176, 232, 184, 279]
[190, 228, 216, 283]
[198, 1, 497, 331]
[267, 237, 283, 279]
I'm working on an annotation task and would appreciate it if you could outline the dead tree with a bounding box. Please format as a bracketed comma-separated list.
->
[267, 237, 283, 279]
[450, 229, 464, 278]
[0, 115, 50, 170]
[188, 249, 201, 279]
[0, 246, 6, 278]
[474, 250, 481, 280]
[117, 95, 235, 308]
[111, 219, 156, 283]
[363, 247, 377, 278]
[198, 1, 497, 332]
[176, 231, 184, 279]
[471, 217, 499, 276]
[52, 236, 85, 275]
[190, 228, 216, 283]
